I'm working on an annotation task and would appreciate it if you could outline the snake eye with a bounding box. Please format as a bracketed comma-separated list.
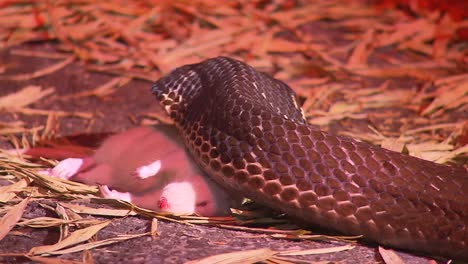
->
[196, 201, 208, 207]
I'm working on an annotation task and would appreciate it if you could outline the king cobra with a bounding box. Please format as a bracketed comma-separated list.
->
[151, 57, 468, 260]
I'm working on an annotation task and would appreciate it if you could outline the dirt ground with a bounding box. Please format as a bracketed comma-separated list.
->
[1, 42, 455, 264]
[0, 1, 467, 263]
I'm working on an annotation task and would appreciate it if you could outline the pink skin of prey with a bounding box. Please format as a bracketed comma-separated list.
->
[42, 126, 240, 216]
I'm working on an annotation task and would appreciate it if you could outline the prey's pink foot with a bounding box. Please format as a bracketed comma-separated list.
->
[133, 159, 161, 179]
[99, 185, 132, 202]
[46, 158, 84, 180]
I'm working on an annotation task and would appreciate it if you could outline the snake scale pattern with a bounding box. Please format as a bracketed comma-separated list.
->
[151, 57, 468, 260]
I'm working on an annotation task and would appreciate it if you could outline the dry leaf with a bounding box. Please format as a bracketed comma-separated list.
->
[59, 202, 136, 217]
[40, 232, 149, 256]
[22, 168, 99, 194]
[0, 178, 29, 203]
[11, 49, 70, 59]
[82, 250, 94, 264]
[279, 245, 354, 255]
[406, 141, 454, 162]
[28, 221, 110, 255]
[403, 123, 461, 135]
[352, 66, 449, 80]
[270, 233, 361, 242]
[421, 80, 468, 116]
[0, 56, 74, 81]
[378, 246, 405, 264]
[381, 138, 406, 153]
[150, 218, 158, 239]
[10, 108, 93, 119]
[0, 86, 54, 109]
[347, 29, 376, 67]
[0, 197, 30, 241]
[55, 203, 70, 241]
[18, 216, 100, 228]
[434, 144, 468, 164]
[60, 77, 131, 100]
[26, 255, 84, 264]
[186, 248, 276, 264]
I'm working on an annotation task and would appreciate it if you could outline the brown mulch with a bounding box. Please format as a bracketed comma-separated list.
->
[0, 1, 466, 263]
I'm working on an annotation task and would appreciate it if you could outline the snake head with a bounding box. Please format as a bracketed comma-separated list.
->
[151, 64, 203, 120]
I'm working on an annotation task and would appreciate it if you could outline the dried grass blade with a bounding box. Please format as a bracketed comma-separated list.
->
[378, 246, 405, 264]
[26, 255, 84, 264]
[82, 250, 94, 264]
[0, 178, 29, 203]
[60, 77, 131, 100]
[55, 203, 70, 241]
[347, 29, 375, 66]
[0, 197, 30, 241]
[421, 81, 468, 116]
[11, 49, 70, 59]
[18, 216, 99, 228]
[41, 232, 150, 256]
[18, 168, 98, 194]
[10, 108, 93, 119]
[28, 221, 110, 256]
[186, 248, 276, 264]
[434, 144, 468, 164]
[279, 245, 354, 256]
[0, 56, 74, 81]
[150, 218, 158, 239]
[0, 85, 54, 109]
[59, 202, 136, 217]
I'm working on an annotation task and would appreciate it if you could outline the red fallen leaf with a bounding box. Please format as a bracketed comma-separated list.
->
[23, 146, 93, 160]
[375, 0, 468, 21]
[457, 27, 468, 41]
[458, 122, 468, 146]
[33, 7, 49, 40]
[21, 132, 114, 160]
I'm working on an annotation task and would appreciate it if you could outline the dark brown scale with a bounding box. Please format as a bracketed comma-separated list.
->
[291, 166, 305, 178]
[152, 56, 468, 260]
[280, 187, 300, 201]
[298, 192, 318, 207]
[316, 197, 336, 211]
[247, 164, 262, 175]
[234, 170, 249, 183]
[296, 178, 312, 191]
[336, 202, 357, 217]
[243, 152, 257, 163]
[279, 174, 295, 185]
[264, 169, 278, 180]
[351, 195, 369, 207]
[209, 148, 219, 159]
[248, 176, 266, 189]
[232, 158, 246, 170]
[333, 190, 350, 201]
[277, 138, 290, 151]
[264, 181, 282, 195]
[331, 146, 347, 160]
[221, 165, 235, 178]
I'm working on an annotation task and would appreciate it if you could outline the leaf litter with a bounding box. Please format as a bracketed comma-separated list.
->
[0, 0, 467, 262]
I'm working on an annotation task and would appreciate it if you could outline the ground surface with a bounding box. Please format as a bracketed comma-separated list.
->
[0, 1, 467, 264]
[0, 43, 453, 264]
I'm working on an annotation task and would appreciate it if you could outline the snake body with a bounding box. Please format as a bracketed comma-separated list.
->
[151, 57, 468, 260]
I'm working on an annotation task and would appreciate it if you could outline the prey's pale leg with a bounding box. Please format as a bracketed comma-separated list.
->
[99, 185, 132, 202]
